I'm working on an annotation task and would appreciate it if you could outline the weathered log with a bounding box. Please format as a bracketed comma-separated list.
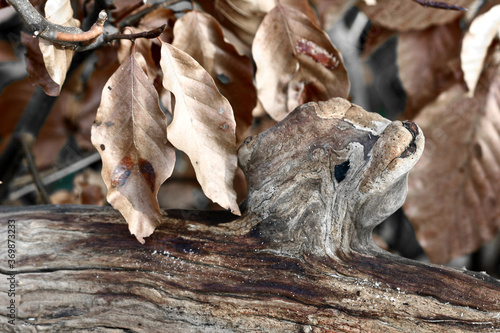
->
[1, 98, 499, 332]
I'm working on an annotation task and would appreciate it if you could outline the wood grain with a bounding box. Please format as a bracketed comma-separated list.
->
[1, 98, 499, 332]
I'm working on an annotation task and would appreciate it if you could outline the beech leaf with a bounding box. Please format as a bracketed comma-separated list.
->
[91, 53, 175, 244]
[358, 0, 473, 31]
[398, 19, 463, 118]
[253, 4, 349, 121]
[404, 73, 500, 264]
[39, 0, 80, 94]
[159, 41, 241, 215]
[21, 32, 60, 96]
[461, 5, 500, 96]
[172, 10, 256, 143]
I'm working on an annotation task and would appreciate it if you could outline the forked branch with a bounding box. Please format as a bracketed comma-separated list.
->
[7, 0, 168, 51]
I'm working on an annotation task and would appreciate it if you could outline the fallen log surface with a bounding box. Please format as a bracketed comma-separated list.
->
[1, 98, 499, 332]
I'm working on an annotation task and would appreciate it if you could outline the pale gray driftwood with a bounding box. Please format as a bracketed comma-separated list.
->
[0, 98, 499, 332]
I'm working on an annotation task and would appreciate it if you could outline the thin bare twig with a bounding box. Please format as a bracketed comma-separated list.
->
[8, 0, 173, 51]
[109, 24, 167, 41]
[411, 0, 467, 11]
[8, 153, 101, 202]
[19, 133, 51, 204]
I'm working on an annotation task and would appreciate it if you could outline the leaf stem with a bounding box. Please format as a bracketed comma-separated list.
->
[109, 24, 167, 41]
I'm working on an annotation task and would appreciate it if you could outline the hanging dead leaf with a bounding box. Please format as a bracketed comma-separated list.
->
[21, 32, 60, 96]
[461, 5, 500, 97]
[253, 4, 349, 121]
[358, 0, 473, 31]
[404, 68, 500, 264]
[398, 19, 463, 118]
[172, 10, 256, 143]
[91, 53, 175, 243]
[38, 0, 80, 95]
[159, 40, 240, 215]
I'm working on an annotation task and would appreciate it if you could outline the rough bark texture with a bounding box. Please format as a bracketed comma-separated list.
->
[1, 98, 499, 332]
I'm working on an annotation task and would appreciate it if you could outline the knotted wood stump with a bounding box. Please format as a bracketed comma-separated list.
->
[1, 98, 499, 332]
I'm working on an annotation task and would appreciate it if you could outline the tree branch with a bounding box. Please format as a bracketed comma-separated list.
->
[8, 0, 171, 52]
[7, 0, 108, 50]
[52, 10, 107, 42]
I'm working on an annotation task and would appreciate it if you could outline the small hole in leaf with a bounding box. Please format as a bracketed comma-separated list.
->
[107, 86, 112, 91]
[100, 144, 105, 151]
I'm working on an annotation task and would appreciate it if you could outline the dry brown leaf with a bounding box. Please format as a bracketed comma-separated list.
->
[159, 40, 240, 215]
[0, 39, 18, 62]
[138, 7, 176, 39]
[21, 32, 60, 96]
[91, 53, 175, 243]
[214, 0, 319, 46]
[405, 70, 500, 264]
[398, 19, 463, 118]
[358, 0, 474, 31]
[39, 0, 80, 95]
[172, 10, 256, 143]
[253, 4, 349, 121]
[461, 5, 500, 96]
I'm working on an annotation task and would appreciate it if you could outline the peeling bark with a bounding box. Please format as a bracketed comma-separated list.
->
[1, 98, 499, 332]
